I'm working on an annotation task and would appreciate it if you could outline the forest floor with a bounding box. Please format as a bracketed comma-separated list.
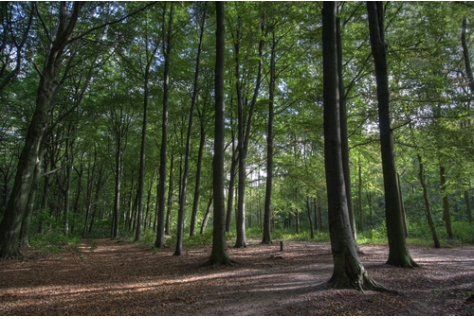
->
[1, 238, 474, 316]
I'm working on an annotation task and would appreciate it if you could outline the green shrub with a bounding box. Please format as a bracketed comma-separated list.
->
[452, 221, 474, 244]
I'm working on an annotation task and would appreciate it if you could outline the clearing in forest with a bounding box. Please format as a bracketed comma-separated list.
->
[0, 239, 473, 315]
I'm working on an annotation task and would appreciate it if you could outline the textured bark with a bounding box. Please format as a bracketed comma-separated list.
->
[323, 2, 394, 293]
[398, 173, 408, 238]
[367, 1, 417, 268]
[417, 155, 440, 248]
[206, 2, 233, 266]
[306, 196, 315, 239]
[155, 4, 173, 249]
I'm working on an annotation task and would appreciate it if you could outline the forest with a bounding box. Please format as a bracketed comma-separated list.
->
[0, 1, 474, 315]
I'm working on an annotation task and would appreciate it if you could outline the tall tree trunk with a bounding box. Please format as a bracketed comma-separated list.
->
[322, 2, 392, 292]
[417, 155, 440, 248]
[175, 5, 206, 255]
[206, 2, 232, 266]
[367, 1, 417, 268]
[461, 19, 473, 224]
[337, 16, 358, 248]
[0, 2, 83, 259]
[155, 4, 174, 249]
[262, 29, 277, 245]
[234, 11, 265, 248]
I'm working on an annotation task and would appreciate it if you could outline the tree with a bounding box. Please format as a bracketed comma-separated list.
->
[322, 1, 392, 292]
[367, 1, 418, 268]
[206, 1, 233, 266]
[175, 2, 207, 255]
[0, 2, 84, 260]
[155, 3, 174, 249]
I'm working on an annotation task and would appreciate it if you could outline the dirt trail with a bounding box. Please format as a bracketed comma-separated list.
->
[0, 238, 473, 315]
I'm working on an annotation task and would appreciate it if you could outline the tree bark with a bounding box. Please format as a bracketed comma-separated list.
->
[417, 155, 440, 248]
[262, 28, 277, 245]
[337, 16, 358, 248]
[206, 1, 233, 266]
[367, 1, 417, 268]
[190, 107, 206, 236]
[323, 1, 394, 292]
[175, 4, 206, 254]
[0, 3, 83, 259]
[155, 3, 174, 249]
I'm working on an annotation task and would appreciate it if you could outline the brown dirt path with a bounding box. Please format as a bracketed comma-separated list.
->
[0, 238, 473, 315]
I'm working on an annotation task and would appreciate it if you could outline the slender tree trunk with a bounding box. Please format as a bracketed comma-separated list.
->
[461, 19, 473, 224]
[337, 17, 358, 248]
[165, 151, 174, 236]
[357, 162, 364, 231]
[206, 2, 232, 266]
[71, 159, 83, 234]
[200, 194, 213, 235]
[417, 155, 440, 248]
[322, 2, 392, 292]
[262, 29, 277, 245]
[397, 173, 408, 238]
[306, 196, 314, 239]
[155, 4, 174, 249]
[175, 5, 206, 254]
[367, 1, 417, 268]
[190, 109, 206, 236]
[439, 165, 454, 240]
[226, 134, 237, 233]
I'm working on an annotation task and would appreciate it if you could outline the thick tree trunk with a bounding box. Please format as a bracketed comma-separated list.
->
[155, 4, 173, 249]
[323, 2, 394, 292]
[417, 155, 440, 248]
[367, 1, 417, 268]
[206, 2, 232, 266]
[19, 149, 42, 248]
[0, 3, 83, 259]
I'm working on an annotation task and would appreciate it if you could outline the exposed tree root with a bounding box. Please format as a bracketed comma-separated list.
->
[201, 258, 239, 268]
[386, 257, 419, 269]
[327, 270, 399, 295]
